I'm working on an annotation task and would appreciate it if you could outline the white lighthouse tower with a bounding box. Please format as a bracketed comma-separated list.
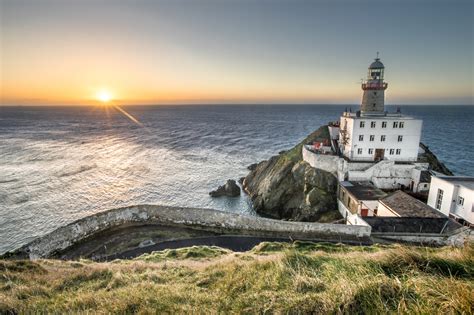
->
[338, 56, 423, 163]
[360, 54, 388, 115]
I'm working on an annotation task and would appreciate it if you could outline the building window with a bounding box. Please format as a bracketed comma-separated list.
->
[393, 122, 399, 128]
[357, 148, 363, 154]
[371, 121, 376, 128]
[399, 122, 404, 128]
[360, 121, 365, 128]
[398, 135, 403, 142]
[368, 148, 374, 154]
[369, 135, 375, 141]
[382, 121, 387, 128]
[389, 149, 394, 155]
[359, 135, 364, 141]
[458, 196, 464, 206]
[435, 189, 444, 210]
[396, 149, 401, 155]
[381, 135, 386, 142]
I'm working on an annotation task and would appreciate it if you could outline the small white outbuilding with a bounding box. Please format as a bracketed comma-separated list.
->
[427, 176, 474, 226]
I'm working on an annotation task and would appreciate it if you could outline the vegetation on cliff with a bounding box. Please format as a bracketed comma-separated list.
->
[1, 243, 473, 313]
[243, 125, 341, 222]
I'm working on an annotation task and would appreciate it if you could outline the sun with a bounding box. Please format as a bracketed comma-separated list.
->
[97, 90, 112, 103]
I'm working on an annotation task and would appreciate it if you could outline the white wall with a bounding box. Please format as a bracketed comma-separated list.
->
[429, 177, 474, 225]
[377, 203, 398, 217]
[337, 200, 371, 226]
[302, 146, 341, 175]
[348, 161, 428, 190]
[339, 115, 422, 162]
[452, 186, 474, 224]
[427, 177, 456, 216]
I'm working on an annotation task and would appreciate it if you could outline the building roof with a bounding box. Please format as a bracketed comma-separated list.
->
[419, 170, 432, 183]
[369, 58, 384, 69]
[340, 181, 387, 201]
[340, 112, 418, 120]
[379, 190, 445, 218]
[435, 176, 474, 190]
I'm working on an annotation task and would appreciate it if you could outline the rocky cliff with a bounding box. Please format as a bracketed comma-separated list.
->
[242, 125, 454, 222]
[243, 126, 341, 222]
[418, 142, 454, 175]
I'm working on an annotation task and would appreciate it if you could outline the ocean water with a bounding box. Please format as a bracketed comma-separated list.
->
[0, 105, 472, 253]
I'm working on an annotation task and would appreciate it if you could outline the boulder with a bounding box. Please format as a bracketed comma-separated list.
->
[209, 180, 241, 197]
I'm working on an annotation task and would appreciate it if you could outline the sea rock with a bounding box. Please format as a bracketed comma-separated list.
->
[247, 163, 258, 171]
[209, 180, 241, 197]
[243, 125, 341, 222]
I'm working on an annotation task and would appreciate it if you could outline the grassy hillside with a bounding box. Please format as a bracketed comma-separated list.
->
[1, 242, 473, 314]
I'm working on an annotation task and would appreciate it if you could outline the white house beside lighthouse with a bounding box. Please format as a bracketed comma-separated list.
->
[339, 57, 423, 162]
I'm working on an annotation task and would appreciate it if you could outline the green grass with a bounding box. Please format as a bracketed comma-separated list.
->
[1, 242, 473, 314]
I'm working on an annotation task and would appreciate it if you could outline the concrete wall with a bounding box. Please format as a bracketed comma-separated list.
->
[427, 177, 455, 216]
[348, 161, 429, 190]
[428, 177, 474, 224]
[337, 200, 371, 227]
[302, 145, 341, 176]
[14, 205, 372, 259]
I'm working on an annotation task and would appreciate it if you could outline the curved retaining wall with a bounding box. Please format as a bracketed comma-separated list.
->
[10, 205, 371, 259]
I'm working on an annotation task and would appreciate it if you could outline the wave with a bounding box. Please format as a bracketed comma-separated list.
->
[56, 164, 97, 177]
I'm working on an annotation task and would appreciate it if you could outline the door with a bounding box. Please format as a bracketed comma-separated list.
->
[374, 149, 384, 161]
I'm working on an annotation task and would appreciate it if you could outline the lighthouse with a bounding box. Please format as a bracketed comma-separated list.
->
[360, 55, 388, 114]
[338, 56, 423, 163]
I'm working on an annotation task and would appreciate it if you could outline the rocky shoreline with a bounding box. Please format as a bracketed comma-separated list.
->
[241, 124, 453, 223]
[242, 125, 341, 222]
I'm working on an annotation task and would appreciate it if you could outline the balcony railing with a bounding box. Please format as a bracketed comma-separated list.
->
[362, 82, 388, 90]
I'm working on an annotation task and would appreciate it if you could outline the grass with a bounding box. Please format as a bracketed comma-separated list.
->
[1, 242, 473, 314]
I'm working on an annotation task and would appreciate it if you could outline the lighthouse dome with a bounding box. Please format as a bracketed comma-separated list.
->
[369, 58, 384, 69]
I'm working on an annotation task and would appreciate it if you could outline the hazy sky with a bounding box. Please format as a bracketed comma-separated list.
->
[1, 0, 472, 105]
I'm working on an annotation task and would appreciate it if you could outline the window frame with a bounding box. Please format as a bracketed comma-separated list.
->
[435, 189, 444, 210]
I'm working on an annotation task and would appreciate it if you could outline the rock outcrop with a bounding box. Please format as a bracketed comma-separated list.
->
[243, 126, 341, 222]
[419, 143, 453, 175]
[209, 180, 241, 197]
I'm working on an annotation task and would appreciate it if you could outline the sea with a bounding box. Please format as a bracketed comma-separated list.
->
[0, 105, 473, 254]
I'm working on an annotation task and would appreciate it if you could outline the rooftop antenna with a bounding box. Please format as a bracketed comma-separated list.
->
[376, 51, 380, 59]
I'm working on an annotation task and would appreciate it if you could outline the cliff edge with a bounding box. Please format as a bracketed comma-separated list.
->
[243, 126, 341, 222]
[242, 125, 454, 222]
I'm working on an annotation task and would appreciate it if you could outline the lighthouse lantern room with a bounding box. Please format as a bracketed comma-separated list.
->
[361, 54, 388, 115]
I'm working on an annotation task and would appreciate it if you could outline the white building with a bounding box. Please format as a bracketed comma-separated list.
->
[339, 57, 423, 162]
[427, 176, 474, 226]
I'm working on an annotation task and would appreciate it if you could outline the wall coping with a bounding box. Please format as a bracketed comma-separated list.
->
[10, 205, 372, 259]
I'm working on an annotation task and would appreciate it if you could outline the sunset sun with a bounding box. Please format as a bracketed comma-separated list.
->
[97, 90, 112, 103]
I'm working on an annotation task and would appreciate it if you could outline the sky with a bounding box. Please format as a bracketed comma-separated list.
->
[0, 0, 472, 106]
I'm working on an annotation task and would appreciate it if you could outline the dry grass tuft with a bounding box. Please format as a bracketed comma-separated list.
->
[1, 242, 472, 313]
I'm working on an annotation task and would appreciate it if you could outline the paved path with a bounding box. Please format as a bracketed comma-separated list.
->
[102, 235, 373, 261]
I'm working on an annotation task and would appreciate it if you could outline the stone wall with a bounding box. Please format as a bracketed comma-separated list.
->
[12, 205, 372, 259]
[302, 145, 341, 176]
